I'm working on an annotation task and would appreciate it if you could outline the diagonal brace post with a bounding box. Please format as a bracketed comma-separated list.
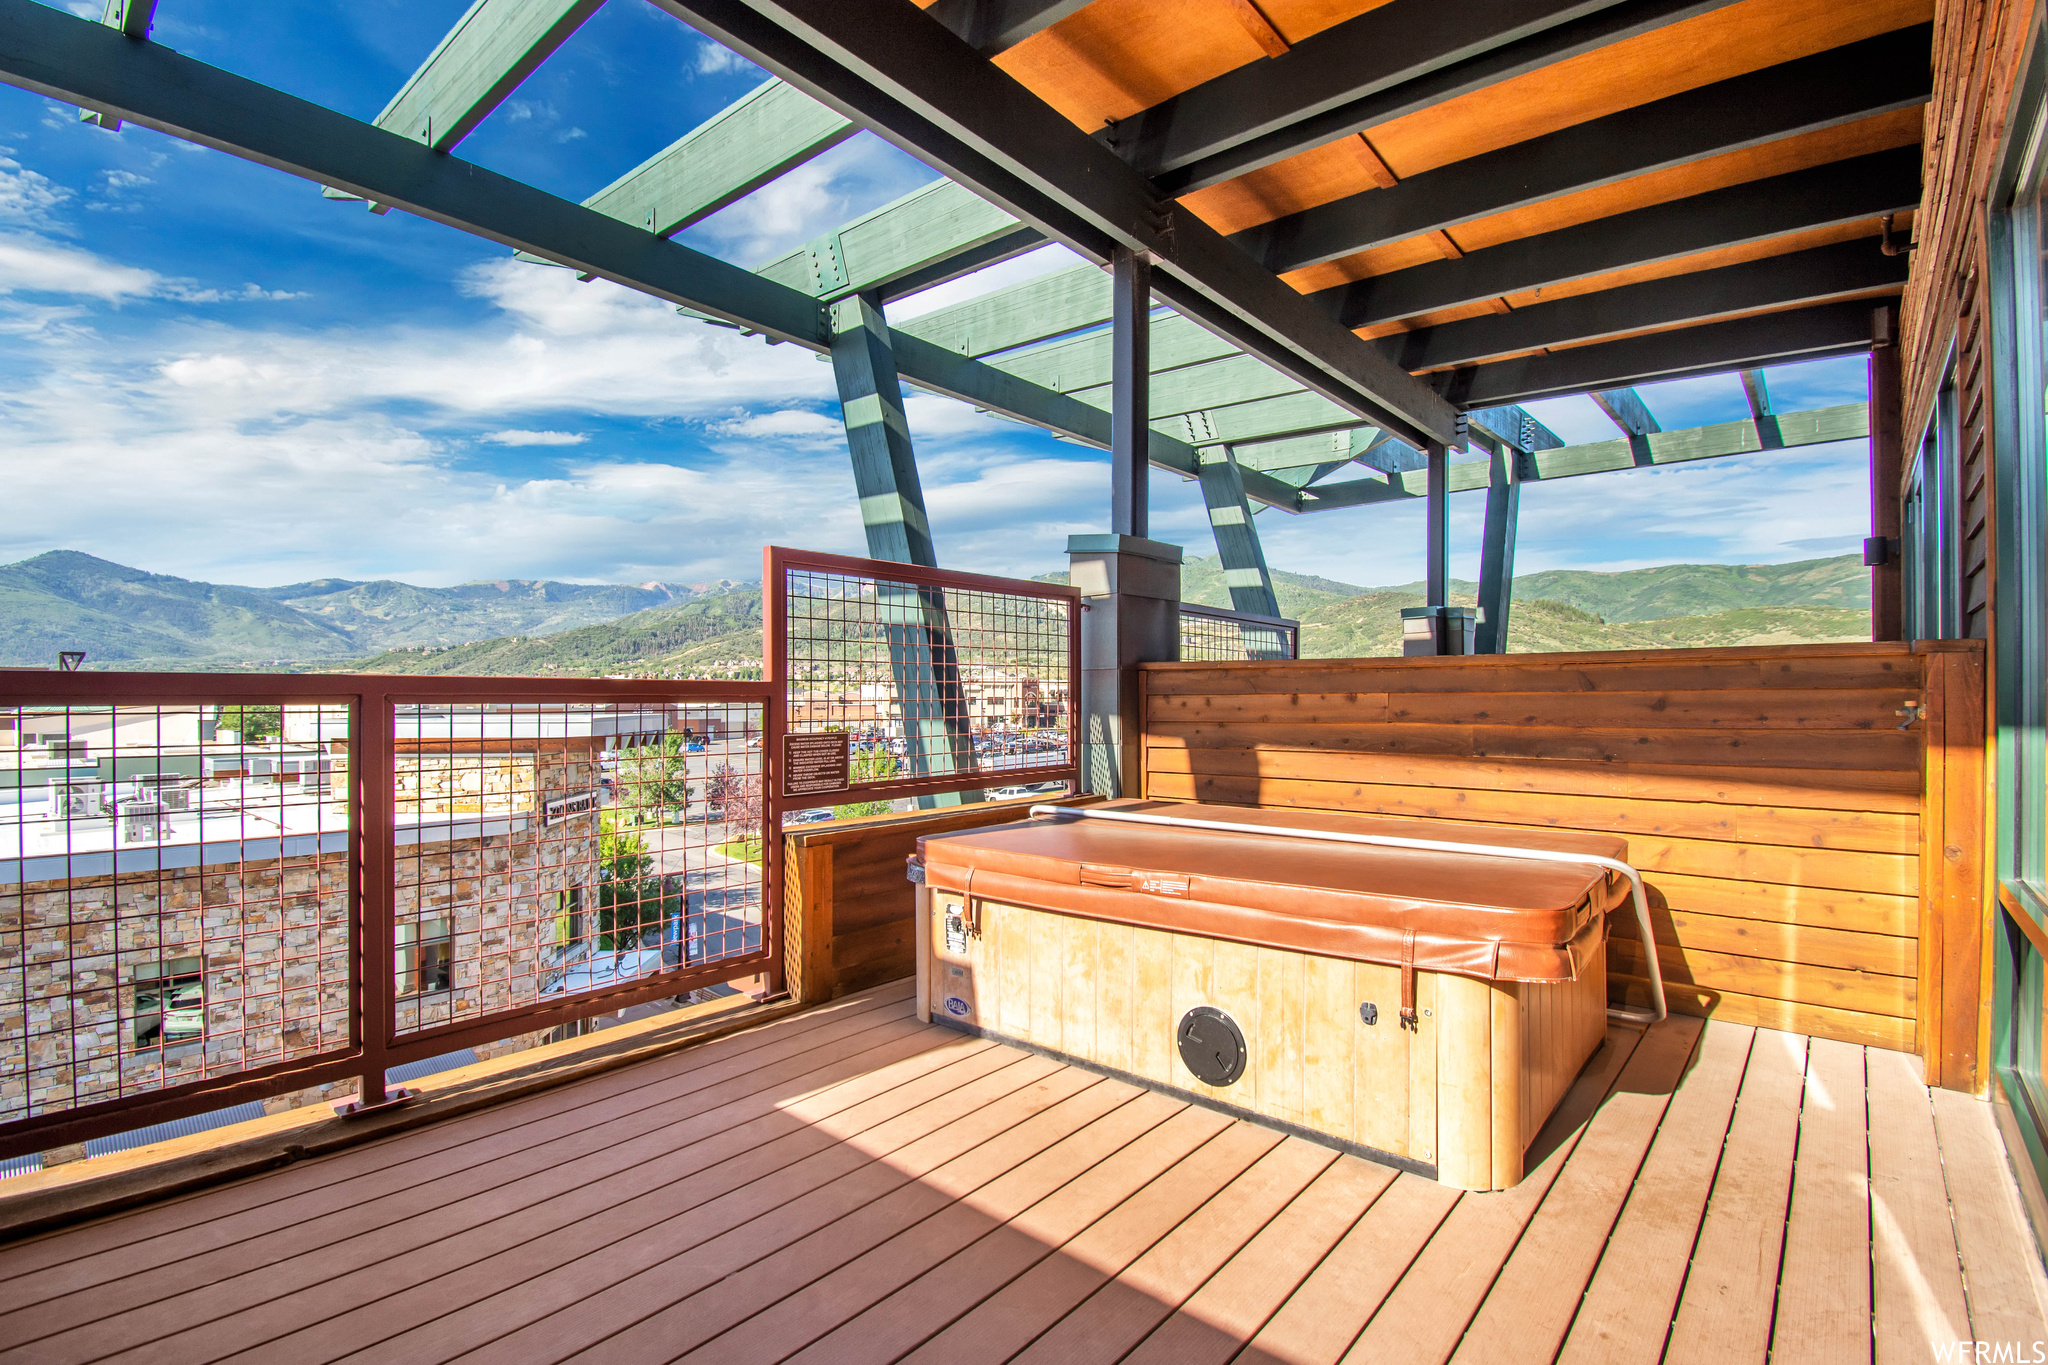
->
[829, 294, 980, 804]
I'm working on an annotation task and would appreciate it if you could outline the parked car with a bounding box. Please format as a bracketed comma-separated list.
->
[783, 808, 834, 825]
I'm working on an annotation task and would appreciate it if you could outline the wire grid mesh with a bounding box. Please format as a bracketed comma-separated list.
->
[389, 701, 765, 1036]
[0, 702, 352, 1123]
[1179, 607, 1299, 663]
[781, 567, 1075, 800]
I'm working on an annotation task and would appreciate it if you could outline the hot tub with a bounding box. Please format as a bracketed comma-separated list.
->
[911, 800, 1642, 1190]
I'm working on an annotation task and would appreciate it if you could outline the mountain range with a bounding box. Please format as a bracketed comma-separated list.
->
[0, 549, 1872, 673]
[0, 551, 741, 666]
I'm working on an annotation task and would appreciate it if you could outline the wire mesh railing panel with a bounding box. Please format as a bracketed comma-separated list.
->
[388, 700, 766, 1038]
[773, 551, 1079, 811]
[1, 701, 353, 1124]
[1178, 606, 1299, 662]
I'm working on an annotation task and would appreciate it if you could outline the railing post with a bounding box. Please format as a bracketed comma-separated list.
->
[1069, 533, 1180, 797]
[353, 689, 396, 1109]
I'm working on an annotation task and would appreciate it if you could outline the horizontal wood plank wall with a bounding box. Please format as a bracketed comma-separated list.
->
[783, 795, 1099, 1004]
[1140, 643, 1933, 1057]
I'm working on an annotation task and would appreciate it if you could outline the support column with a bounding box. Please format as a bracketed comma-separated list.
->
[1424, 441, 1450, 603]
[1110, 247, 1151, 538]
[1869, 305, 1905, 642]
[829, 293, 978, 803]
[832, 293, 935, 566]
[1069, 534, 1180, 798]
[1476, 441, 1520, 655]
[1196, 445, 1281, 618]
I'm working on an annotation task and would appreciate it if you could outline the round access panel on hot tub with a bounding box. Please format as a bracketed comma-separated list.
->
[1176, 1006, 1247, 1086]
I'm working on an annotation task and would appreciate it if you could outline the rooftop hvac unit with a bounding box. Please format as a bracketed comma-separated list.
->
[47, 781, 102, 819]
[119, 800, 165, 843]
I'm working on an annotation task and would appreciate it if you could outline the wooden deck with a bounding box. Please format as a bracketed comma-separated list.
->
[1, 978, 2043, 1364]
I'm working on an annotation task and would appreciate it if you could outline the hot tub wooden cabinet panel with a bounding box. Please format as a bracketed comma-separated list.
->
[924, 894, 1608, 1189]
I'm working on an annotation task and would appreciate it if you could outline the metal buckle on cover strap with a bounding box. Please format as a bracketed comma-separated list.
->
[1400, 929, 1418, 1030]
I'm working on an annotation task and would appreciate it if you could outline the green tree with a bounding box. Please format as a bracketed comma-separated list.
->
[215, 704, 282, 742]
[614, 731, 692, 824]
[833, 748, 899, 820]
[596, 814, 676, 951]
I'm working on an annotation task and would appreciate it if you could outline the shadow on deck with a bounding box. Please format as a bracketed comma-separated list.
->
[0, 979, 2042, 1363]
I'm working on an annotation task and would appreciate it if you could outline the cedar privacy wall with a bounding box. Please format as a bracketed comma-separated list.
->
[1140, 641, 1990, 1090]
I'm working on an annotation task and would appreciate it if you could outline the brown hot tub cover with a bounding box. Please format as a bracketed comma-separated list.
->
[917, 800, 1629, 986]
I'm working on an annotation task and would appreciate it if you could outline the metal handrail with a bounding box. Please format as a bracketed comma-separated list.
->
[0, 672, 777, 1159]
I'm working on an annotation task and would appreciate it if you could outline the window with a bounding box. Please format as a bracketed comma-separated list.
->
[1904, 375, 1965, 639]
[396, 918, 452, 996]
[133, 957, 204, 1050]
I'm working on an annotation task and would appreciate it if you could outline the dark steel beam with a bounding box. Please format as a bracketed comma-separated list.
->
[924, 0, 1093, 55]
[1312, 146, 1921, 330]
[1475, 445, 1520, 653]
[1108, 0, 1675, 180]
[1387, 238, 1909, 371]
[1425, 443, 1450, 603]
[1111, 247, 1151, 538]
[652, 0, 1459, 448]
[1448, 301, 1880, 406]
[1141, 0, 1740, 194]
[1234, 25, 1932, 276]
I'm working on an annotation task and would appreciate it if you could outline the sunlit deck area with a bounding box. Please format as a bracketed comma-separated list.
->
[0, 978, 2039, 1365]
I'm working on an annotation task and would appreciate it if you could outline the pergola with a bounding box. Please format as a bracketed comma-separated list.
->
[0, 0, 1917, 643]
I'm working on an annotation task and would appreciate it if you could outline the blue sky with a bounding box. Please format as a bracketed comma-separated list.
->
[0, 0, 1875, 592]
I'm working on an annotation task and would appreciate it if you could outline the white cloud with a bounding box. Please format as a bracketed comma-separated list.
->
[0, 154, 71, 226]
[0, 232, 156, 300]
[482, 429, 590, 446]
[693, 43, 758, 78]
[712, 408, 842, 440]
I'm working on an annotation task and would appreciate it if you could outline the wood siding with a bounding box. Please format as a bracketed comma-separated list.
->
[782, 795, 1099, 1004]
[1902, 0, 2034, 641]
[1140, 643, 1987, 1077]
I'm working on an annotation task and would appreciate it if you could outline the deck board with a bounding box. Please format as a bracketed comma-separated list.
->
[1557, 1020, 1753, 1362]
[1663, 1028, 1808, 1365]
[0, 980, 2037, 1365]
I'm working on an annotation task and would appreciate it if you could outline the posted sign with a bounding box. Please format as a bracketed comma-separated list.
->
[781, 732, 852, 798]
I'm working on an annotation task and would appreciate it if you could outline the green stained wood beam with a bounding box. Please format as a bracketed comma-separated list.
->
[1231, 427, 1371, 474]
[1299, 402, 1870, 511]
[993, 312, 1234, 390]
[583, 78, 855, 238]
[1165, 388, 1357, 449]
[375, 0, 602, 152]
[100, 0, 153, 39]
[1070, 351, 1302, 422]
[563, 3, 1080, 246]
[894, 263, 1108, 358]
[755, 178, 1030, 300]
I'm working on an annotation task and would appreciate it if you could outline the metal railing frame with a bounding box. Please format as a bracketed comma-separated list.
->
[1177, 602, 1301, 661]
[0, 672, 777, 1160]
[764, 546, 1082, 819]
